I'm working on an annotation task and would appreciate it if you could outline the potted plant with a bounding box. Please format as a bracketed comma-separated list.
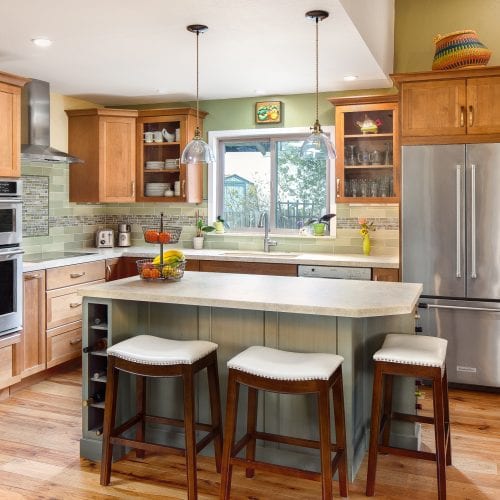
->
[193, 218, 214, 249]
[304, 213, 336, 236]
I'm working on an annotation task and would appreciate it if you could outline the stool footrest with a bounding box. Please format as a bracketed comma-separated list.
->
[378, 444, 436, 462]
[146, 414, 213, 433]
[230, 456, 322, 482]
[255, 431, 339, 452]
[110, 436, 186, 457]
[392, 411, 434, 425]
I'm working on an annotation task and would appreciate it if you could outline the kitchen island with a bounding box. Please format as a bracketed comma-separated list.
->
[79, 272, 421, 480]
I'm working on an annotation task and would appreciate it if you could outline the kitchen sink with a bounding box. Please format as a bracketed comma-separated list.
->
[221, 251, 301, 258]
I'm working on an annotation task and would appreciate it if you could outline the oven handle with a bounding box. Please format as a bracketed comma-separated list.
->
[0, 248, 24, 260]
[0, 199, 22, 203]
[424, 303, 500, 313]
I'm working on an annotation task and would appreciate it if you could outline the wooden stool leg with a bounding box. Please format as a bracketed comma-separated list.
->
[207, 357, 223, 473]
[443, 368, 452, 466]
[183, 367, 197, 500]
[245, 387, 258, 478]
[332, 370, 348, 498]
[135, 375, 146, 459]
[220, 370, 240, 500]
[318, 382, 333, 500]
[366, 363, 384, 496]
[381, 374, 393, 447]
[100, 357, 119, 486]
[433, 374, 447, 500]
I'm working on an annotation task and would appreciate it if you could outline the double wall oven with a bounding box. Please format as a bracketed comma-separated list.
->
[0, 179, 23, 337]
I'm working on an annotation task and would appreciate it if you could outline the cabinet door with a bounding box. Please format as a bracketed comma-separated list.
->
[100, 116, 136, 202]
[0, 82, 21, 178]
[199, 260, 297, 276]
[372, 267, 399, 282]
[21, 271, 46, 377]
[466, 76, 500, 135]
[401, 80, 467, 138]
[105, 258, 121, 281]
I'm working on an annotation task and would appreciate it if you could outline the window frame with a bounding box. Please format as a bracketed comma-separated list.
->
[208, 126, 336, 236]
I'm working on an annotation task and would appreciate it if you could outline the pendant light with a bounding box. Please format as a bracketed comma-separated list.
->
[300, 10, 336, 161]
[181, 24, 215, 164]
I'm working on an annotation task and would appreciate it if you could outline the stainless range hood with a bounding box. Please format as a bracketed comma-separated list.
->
[21, 79, 83, 164]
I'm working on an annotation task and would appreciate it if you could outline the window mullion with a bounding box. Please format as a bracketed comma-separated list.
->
[269, 138, 277, 230]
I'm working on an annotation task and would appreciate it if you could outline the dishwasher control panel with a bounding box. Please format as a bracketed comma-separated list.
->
[298, 265, 371, 280]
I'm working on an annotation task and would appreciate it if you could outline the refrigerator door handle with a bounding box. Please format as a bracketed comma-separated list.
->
[456, 164, 462, 278]
[471, 163, 477, 279]
[427, 304, 500, 313]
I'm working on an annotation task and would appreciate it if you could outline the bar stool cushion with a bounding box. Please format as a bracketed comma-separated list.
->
[373, 334, 447, 367]
[227, 346, 344, 381]
[107, 335, 218, 365]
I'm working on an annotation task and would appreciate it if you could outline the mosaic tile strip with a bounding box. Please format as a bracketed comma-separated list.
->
[22, 175, 49, 237]
[336, 217, 399, 230]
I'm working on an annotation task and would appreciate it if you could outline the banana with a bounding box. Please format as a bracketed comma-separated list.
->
[152, 249, 185, 265]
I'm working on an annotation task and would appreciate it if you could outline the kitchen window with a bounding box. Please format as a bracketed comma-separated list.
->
[208, 127, 335, 234]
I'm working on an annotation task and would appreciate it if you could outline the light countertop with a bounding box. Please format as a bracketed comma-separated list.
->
[23, 246, 399, 272]
[78, 271, 420, 318]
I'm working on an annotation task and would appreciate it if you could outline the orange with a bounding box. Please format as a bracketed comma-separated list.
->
[141, 268, 152, 279]
[150, 268, 160, 279]
[158, 232, 171, 244]
[144, 230, 159, 243]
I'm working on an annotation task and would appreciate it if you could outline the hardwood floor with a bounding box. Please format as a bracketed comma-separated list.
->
[0, 364, 498, 499]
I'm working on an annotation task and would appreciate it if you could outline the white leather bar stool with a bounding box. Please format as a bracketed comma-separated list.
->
[220, 346, 349, 500]
[366, 334, 451, 500]
[100, 335, 223, 500]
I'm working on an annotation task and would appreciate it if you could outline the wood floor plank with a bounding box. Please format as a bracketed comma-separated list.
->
[0, 365, 498, 499]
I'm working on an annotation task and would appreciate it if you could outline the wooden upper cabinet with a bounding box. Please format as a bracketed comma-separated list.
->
[136, 108, 206, 203]
[66, 109, 138, 202]
[392, 66, 500, 144]
[0, 72, 29, 178]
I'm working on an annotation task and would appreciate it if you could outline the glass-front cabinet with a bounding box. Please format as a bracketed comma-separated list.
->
[329, 95, 399, 203]
[136, 108, 206, 203]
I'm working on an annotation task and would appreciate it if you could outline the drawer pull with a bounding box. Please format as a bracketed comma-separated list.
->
[70, 337, 82, 345]
[70, 272, 86, 278]
[25, 273, 41, 280]
[69, 302, 82, 308]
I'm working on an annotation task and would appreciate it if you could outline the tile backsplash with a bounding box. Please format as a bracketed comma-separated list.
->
[21, 163, 399, 256]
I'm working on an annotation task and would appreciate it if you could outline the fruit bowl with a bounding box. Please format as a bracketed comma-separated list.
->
[142, 225, 182, 244]
[137, 258, 186, 281]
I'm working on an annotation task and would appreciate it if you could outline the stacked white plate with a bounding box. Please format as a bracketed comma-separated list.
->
[164, 158, 180, 170]
[145, 161, 165, 170]
[145, 182, 170, 197]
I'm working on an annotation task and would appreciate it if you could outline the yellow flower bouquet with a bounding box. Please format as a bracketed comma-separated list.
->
[358, 218, 375, 255]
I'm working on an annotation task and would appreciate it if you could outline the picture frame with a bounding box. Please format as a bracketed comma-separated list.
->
[255, 101, 281, 124]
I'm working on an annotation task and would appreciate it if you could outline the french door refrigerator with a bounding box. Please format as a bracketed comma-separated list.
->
[402, 144, 500, 388]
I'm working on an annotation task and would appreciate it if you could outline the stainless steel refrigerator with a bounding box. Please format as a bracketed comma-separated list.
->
[402, 144, 500, 388]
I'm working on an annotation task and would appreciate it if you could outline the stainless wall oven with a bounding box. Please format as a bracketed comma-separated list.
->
[0, 179, 23, 337]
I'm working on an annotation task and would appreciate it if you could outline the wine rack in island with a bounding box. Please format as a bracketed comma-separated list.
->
[329, 95, 400, 203]
[81, 298, 140, 461]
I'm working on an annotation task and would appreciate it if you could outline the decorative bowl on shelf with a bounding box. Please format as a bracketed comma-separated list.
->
[137, 258, 186, 281]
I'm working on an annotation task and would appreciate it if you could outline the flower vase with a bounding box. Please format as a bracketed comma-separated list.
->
[362, 235, 371, 256]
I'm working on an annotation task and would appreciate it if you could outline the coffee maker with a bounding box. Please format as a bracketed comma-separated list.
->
[117, 223, 131, 247]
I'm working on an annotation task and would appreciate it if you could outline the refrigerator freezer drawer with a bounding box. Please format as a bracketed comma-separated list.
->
[419, 299, 500, 388]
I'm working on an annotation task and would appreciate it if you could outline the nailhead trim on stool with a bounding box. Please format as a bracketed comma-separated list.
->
[100, 335, 223, 500]
[220, 346, 349, 500]
[366, 334, 452, 500]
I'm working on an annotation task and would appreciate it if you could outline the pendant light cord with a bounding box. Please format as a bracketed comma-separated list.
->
[196, 30, 200, 130]
[315, 16, 319, 124]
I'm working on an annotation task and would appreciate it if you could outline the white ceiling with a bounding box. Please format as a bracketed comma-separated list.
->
[0, 0, 394, 105]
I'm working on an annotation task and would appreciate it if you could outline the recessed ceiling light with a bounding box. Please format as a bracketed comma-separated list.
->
[31, 37, 53, 48]
[343, 75, 358, 82]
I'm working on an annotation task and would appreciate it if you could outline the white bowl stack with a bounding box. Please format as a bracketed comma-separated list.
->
[145, 161, 165, 170]
[164, 158, 180, 170]
[145, 182, 170, 197]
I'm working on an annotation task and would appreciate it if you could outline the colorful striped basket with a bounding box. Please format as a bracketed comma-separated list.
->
[432, 30, 491, 70]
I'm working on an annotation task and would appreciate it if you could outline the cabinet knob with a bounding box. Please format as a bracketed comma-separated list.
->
[468, 105, 474, 126]
[25, 273, 41, 280]
[70, 272, 86, 278]
[460, 106, 465, 127]
[70, 337, 82, 345]
[69, 302, 82, 308]
[336, 178, 340, 198]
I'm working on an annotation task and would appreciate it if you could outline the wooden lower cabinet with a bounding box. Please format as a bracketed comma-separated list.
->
[372, 267, 399, 282]
[20, 271, 46, 378]
[199, 260, 297, 276]
[46, 322, 82, 369]
[105, 257, 121, 281]
[0, 333, 22, 390]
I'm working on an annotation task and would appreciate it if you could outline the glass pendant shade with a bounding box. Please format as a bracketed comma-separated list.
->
[181, 130, 215, 164]
[301, 129, 336, 161]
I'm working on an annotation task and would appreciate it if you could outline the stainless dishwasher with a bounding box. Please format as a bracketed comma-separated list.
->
[298, 265, 371, 280]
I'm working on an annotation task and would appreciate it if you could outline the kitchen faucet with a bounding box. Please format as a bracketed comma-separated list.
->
[258, 212, 277, 252]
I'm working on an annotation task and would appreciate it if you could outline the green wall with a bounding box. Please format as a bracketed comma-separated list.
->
[395, 0, 500, 72]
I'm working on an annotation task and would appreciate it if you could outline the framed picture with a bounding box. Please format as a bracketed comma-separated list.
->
[255, 101, 281, 124]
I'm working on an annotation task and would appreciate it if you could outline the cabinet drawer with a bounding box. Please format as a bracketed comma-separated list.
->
[0, 332, 22, 390]
[46, 260, 105, 290]
[46, 280, 105, 329]
[46, 322, 82, 369]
